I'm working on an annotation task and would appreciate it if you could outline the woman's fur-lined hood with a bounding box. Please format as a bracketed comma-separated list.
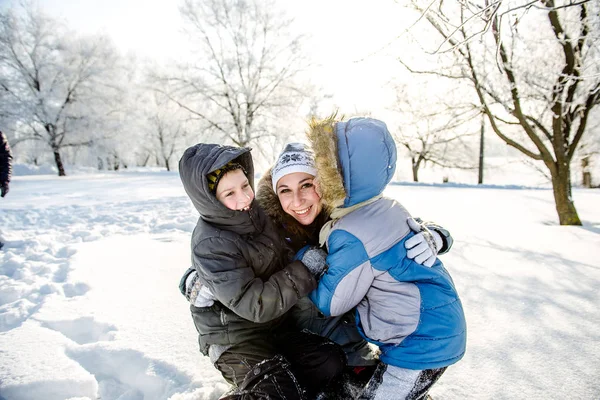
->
[307, 115, 397, 208]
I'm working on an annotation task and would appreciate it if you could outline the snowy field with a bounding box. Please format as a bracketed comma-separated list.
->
[1, 170, 599, 400]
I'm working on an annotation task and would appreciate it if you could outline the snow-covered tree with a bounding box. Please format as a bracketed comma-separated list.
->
[142, 91, 196, 171]
[0, 2, 128, 176]
[153, 0, 308, 149]
[404, 0, 600, 225]
[391, 81, 478, 182]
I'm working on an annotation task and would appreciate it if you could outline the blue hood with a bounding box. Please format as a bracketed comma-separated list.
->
[335, 118, 397, 207]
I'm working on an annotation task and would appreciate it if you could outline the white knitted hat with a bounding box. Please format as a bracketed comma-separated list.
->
[271, 143, 317, 192]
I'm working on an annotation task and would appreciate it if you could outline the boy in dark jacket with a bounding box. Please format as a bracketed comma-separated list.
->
[178, 143, 345, 399]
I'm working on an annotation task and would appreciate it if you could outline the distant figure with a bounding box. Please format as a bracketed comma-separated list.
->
[0, 131, 12, 250]
[0, 131, 12, 198]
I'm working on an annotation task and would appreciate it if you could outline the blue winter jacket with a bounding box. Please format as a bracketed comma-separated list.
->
[307, 117, 466, 370]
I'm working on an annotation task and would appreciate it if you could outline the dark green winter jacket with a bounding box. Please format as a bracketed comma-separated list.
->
[179, 144, 317, 355]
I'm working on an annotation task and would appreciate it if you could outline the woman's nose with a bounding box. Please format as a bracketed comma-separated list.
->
[292, 191, 303, 206]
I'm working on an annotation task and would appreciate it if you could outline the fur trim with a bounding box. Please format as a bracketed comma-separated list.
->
[306, 114, 346, 208]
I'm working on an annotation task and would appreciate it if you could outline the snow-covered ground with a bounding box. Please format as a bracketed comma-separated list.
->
[1, 170, 599, 400]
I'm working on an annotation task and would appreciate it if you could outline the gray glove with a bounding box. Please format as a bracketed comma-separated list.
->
[184, 270, 216, 308]
[297, 246, 328, 278]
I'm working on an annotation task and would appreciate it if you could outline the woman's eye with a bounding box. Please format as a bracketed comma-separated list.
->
[225, 192, 233, 197]
[279, 189, 290, 195]
[301, 183, 313, 190]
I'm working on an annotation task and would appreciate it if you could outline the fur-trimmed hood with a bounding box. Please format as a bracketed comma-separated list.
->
[307, 116, 397, 208]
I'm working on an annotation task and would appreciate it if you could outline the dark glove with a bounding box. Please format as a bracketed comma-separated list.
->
[295, 245, 328, 278]
[0, 182, 8, 197]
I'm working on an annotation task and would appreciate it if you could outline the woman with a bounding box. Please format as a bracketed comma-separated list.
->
[255, 142, 454, 396]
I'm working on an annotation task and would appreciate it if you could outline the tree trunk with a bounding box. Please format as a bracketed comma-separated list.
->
[53, 147, 66, 176]
[551, 164, 581, 225]
[582, 156, 591, 188]
[478, 116, 484, 184]
[165, 158, 170, 172]
[411, 156, 419, 182]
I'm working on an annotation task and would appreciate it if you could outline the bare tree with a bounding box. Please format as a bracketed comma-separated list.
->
[404, 0, 600, 225]
[144, 91, 194, 171]
[392, 82, 479, 182]
[0, 2, 126, 176]
[154, 0, 308, 148]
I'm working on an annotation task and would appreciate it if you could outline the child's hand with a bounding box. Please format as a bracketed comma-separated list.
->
[405, 217, 442, 267]
[181, 268, 216, 307]
[295, 245, 328, 278]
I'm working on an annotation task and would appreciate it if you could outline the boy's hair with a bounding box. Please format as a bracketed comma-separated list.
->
[207, 162, 247, 194]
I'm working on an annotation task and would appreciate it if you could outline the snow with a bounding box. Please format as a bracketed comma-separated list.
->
[1, 170, 599, 400]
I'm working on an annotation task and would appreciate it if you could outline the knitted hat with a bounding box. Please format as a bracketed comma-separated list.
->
[207, 162, 247, 194]
[271, 143, 317, 192]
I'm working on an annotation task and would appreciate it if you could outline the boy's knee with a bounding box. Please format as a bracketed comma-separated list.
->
[222, 355, 305, 399]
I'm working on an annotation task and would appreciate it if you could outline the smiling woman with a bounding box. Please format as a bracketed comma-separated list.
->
[253, 136, 459, 395]
[271, 143, 323, 226]
[277, 172, 322, 225]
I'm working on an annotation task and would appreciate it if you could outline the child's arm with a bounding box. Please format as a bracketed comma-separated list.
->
[309, 229, 375, 317]
[193, 237, 317, 324]
[405, 217, 454, 267]
[412, 217, 453, 254]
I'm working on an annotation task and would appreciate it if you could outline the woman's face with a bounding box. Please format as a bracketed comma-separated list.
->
[276, 172, 322, 225]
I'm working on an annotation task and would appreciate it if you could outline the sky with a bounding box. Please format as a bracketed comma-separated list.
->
[0, 166, 599, 399]
[27, 0, 415, 113]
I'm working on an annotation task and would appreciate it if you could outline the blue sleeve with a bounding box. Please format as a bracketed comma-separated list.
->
[309, 230, 373, 317]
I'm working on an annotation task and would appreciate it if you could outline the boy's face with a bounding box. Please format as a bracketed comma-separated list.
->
[215, 169, 254, 211]
[276, 172, 322, 225]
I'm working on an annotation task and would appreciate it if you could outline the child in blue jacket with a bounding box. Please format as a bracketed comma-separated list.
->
[305, 116, 467, 400]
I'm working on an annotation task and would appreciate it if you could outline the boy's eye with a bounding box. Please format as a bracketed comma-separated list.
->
[225, 192, 234, 197]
